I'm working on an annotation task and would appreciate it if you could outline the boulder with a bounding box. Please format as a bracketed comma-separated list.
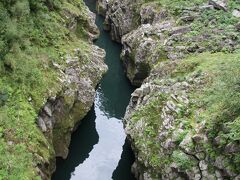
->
[225, 142, 240, 153]
[43, 105, 52, 117]
[103, 0, 138, 42]
[209, 0, 228, 11]
[232, 10, 240, 18]
[38, 117, 47, 132]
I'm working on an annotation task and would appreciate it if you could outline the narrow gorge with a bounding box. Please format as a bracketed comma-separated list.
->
[97, 0, 240, 179]
[0, 0, 240, 180]
[52, 0, 136, 179]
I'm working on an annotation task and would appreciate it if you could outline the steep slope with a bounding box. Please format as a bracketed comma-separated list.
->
[0, 0, 107, 179]
[97, 0, 240, 179]
[100, 0, 240, 86]
[125, 52, 240, 179]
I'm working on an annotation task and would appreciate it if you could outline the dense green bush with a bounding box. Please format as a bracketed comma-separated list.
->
[0, 0, 90, 178]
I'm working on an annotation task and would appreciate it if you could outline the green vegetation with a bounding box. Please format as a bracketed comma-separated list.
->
[172, 150, 196, 170]
[144, 0, 206, 16]
[129, 51, 240, 174]
[0, 0, 93, 179]
[142, 0, 240, 53]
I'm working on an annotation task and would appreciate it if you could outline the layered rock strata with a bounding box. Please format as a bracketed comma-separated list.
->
[37, 6, 107, 179]
[98, 0, 239, 86]
[97, 0, 240, 179]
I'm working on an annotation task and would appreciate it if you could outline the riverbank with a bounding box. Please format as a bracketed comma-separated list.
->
[52, 0, 136, 179]
[97, 0, 240, 179]
[0, 1, 107, 179]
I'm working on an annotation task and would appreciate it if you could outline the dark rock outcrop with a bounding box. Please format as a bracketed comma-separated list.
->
[36, 6, 107, 179]
[100, 0, 239, 86]
[99, 0, 240, 179]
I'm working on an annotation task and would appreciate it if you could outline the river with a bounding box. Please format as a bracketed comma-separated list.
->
[52, 0, 136, 179]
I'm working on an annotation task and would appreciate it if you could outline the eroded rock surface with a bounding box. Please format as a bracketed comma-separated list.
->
[124, 56, 240, 179]
[99, 0, 240, 179]
[37, 6, 107, 179]
[99, 0, 143, 42]
[101, 0, 239, 86]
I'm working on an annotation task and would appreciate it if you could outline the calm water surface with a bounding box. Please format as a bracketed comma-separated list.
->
[52, 0, 136, 179]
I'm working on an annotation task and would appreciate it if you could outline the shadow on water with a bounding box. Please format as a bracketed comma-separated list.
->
[92, 1, 135, 120]
[112, 139, 136, 180]
[52, 0, 136, 179]
[52, 107, 99, 180]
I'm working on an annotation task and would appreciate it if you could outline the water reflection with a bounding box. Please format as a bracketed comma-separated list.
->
[52, 107, 98, 180]
[93, 9, 134, 119]
[112, 139, 135, 180]
[69, 92, 126, 180]
[52, 0, 136, 179]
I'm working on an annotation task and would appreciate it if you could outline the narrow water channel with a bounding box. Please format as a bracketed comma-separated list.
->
[52, 0, 136, 179]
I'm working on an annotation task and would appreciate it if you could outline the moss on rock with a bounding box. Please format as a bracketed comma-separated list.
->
[125, 51, 240, 179]
[0, 0, 107, 179]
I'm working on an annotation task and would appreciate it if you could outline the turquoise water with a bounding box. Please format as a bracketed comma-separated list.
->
[51, 0, 136, 179]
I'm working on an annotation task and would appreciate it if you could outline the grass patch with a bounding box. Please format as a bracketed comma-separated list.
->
[129, 51, 240, 174]
[0, 0, 95, 178]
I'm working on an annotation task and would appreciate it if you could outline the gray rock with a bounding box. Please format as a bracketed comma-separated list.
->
[195, 152, 206, 160]
[28, 97, 32, 102]
[199, 160, 208, 171]
[97, 0, 109, 16]
[103, 0, 137, 42]
[234, 175, 240, 180]
[225, 167, 237, 177]
[194, 173, 202, 180]
[43, 105, 52, 117]
[199, 4, 214, 10]
[52, 62, 62, 70]
[232, 10, 240, 18]
[179, 15, 196, 22]
[215, 170, 223, 179]
[86, 8, 100, 41]
[209, 0, 228, 11]
[7, 141, 14, 146]
[213, 135, 222, 146]
[236, 23, 240, 31]
[121, 23, 165, 86]
[179, 133, 193, 154]
[163, 138, 176, 149]
[169, 26, 191, 36]
[166, 101, 179, 113]
[140, 4, 157, 24]
[38, 117, 47, 132]
[214, 156, 225, 169]
[142, 84, 151, 95]
[225, 142, 240, 153]
[192, 134, 204, 143]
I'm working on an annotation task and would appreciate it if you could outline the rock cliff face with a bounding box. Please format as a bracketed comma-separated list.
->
[37, 5, 108, 179]
[125, 54, 240, 179]
[98, 0, 143, 41]
[98, 0, 240, 179]
[38, 45, 107, 178]
[0, 1, 108, 179]
[99, 0, 239, 86]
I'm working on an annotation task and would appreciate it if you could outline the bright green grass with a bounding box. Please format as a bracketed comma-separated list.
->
[130, 51, 240, 173]
[0, 0, 93, 178]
